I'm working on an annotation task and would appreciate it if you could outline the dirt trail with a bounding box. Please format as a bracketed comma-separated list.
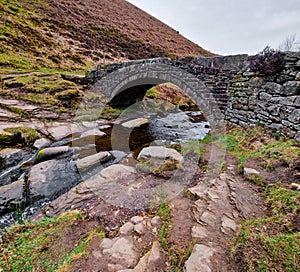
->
[68, 155, 266, 272]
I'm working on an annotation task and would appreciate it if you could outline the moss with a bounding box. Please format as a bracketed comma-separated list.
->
[3, 126, 39, 146]
[137, 159, 181, 179]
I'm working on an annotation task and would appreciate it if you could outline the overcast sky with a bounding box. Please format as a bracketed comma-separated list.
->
[126, 0, 300, 55]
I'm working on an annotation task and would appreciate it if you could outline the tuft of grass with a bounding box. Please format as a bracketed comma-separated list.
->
[232, 185, 300, 272]
[265, 186, 300, 215]
[4, 126, 39, 146]
[0, 212, 105, 272]
[156, 200, 171, 249]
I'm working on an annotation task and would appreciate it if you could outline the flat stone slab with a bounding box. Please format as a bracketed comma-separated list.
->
[121, 118, 149, 129]
[138, 146, 184, 163]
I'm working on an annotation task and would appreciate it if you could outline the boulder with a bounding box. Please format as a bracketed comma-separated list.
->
[138, 146, 184, 164]
[28, 159, 81, 202]
[43, 164, 136, 215]
[119, 241, 162, 272]
[121, 118, 149, 129]
[184, 244, 214, 272]
[100, 164, 136, 180]
[34, 146, 71, 163]
[100, 236, 140, 269]
[0, 179, 24, 215]
[0, 148, 24, 170]
[76, 151, 112, 173]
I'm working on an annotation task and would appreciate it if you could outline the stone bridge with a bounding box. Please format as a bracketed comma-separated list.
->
[85, 53, 300, 139]
[86, 55, 248, 111]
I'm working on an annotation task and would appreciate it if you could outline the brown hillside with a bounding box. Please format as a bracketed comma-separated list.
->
[0, 0, 212, 71]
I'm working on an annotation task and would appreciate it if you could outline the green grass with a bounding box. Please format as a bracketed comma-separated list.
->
[4, 126, 39, 146]
[266, 186, 300, 215]
[156, 200, 171, 249]
[233, 186, 300, 272]
[1, 73, 84, 109]
[0, 212, 105, 272]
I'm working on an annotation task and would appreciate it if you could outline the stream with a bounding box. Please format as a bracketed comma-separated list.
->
[0, 108, 210, 230]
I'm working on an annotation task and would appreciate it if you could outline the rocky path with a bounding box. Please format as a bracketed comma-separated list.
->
[63, 156, 266, 272]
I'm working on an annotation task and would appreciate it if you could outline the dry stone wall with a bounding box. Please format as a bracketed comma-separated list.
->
[226, 52, 300, 140]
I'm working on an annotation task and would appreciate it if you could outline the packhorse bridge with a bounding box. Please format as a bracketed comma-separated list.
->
[85, 53, 300, 140]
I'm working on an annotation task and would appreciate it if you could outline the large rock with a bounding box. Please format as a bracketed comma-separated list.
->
[100, 164, 136, 180]
[44, 164, 136, 215]
[282, 81, 300, 96]
[138, 146, 184, 163]
[121, 118, 149, 129]
[0, 179, 24, 215]
[34, 146, 71, 163]
[184, 244, 214, 272]
[0, 148, 24, 171]
[28, 159, 82, 202]
[120, 241, 162, 272]
[100, 236, 140, 270]
[76, 151, 112, 173]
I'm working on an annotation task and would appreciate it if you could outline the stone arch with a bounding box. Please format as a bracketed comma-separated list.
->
[92, 62, 225, 130]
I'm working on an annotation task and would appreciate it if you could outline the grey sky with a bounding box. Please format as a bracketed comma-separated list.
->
[126, 0, 300, 55]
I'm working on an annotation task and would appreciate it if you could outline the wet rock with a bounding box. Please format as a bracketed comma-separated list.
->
[76, 151, 112, 173]
[33, 138, 51, 149]
[122, 118, 149, 129]
[149, 111, 210, 142]
[138, 146, 184, 163]
[100, 236, 140, 269]
[34, 146, 71, 163]
[28, 159, 81, 203]
[0, 179, 24, 215]
[0, 148, 24, 171]
[184, 244, 214, 272]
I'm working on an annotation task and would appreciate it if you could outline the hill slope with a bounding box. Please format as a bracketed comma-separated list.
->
[0, 0, 212, 72]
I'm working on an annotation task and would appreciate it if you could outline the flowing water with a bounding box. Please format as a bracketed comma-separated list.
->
[0, 109, 210, 230]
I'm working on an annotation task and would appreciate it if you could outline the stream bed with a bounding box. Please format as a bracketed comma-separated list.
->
[0, 109, 210, 229]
